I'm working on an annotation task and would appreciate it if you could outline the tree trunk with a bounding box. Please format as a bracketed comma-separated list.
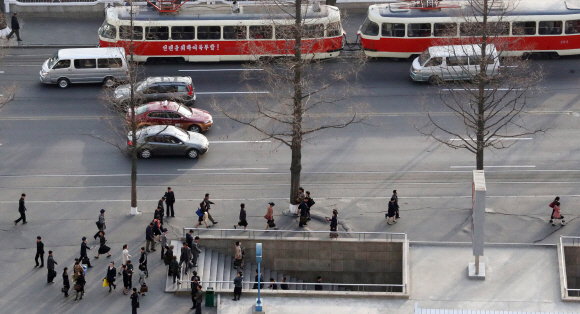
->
[129, 4, 139, 214]
[289, 0, 304, 205]
[475, 0, 488, 172]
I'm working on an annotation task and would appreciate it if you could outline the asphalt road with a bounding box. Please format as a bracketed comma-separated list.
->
[0, 47, 579, 312]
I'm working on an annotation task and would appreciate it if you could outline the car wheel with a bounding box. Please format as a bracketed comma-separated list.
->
[140, 149, 152, 159]
[104, 77, 116, 88]
[58, 78, 70, 89]
[187, 149, 199, 159]
[188, 124, 202, 133]
[428, 75, 442, 85]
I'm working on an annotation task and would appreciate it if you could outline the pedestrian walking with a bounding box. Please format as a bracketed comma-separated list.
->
[327, 209, 339, 239]
[179, 242, 192, 275]
[154, 206, 164, 226]
[294, 187, 306, 215]
[315, 276, 323, 290]
[234, 203, 248, 230]
[252, 269, 264, 289]
[6, 13, 22, 41]
[138, 265, 147, 296]
[106, 261, 117, 292]
[121, 244, 131, 274]
[306, 191, 315, 220]
[94, 209, 106, 240]
[164, 187, 175, 217]
[35, 236, 44, 268]
[268, 278, 278, 290]
[62, 267, 70, 297]
[281, 276, 289, 290]
[80, 237, 93, 268]
[552, 201, 565, 226]
[392, 190, 400, 219]
[160, 228, 168, 260]
[234, 241, 244, 270]
[194, 285, 204, 314]
[139, 247, 148, 277]
[130, 287, 139, 314]
[264, 202, 278, 230]
[14, 193, 27, 225]
[386, 197, 397, 225]
[190, 275, 200, 309]
[94, 231, 112, 258]
[74, 270, 85, 301]
[195, 201, 209, 228]
[72, 259, 82, 283]
[549, 196, 560, 223]
[164, 245, 174, 266]
[298, 199, 309, 227]
[232, 271, 243, 301]
[122, 264, 131, 295]
[169, 256, 179, 283]
[145, 222, 156, 252]
[186, 229, 194, 249]
[191, 236, 201, 267]
[153, 218, 162, 242]
[202, 193, 218, 225]
[157, 196, 165, 218]
[47, 251, 58, 283]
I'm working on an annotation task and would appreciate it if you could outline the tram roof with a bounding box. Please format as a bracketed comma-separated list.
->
[110, 4, 337, 21]
[371, 0, 580, 18]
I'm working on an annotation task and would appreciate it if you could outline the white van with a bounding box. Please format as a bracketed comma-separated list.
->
[410, 44, 501, 84]
[40, 48, 129, 89]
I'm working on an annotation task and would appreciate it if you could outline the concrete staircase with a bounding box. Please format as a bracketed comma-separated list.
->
[165, 240, 308, 293]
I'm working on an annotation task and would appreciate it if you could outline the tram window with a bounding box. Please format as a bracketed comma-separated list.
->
[249, 26, 273, 39]
[172, 26, 195, 40]
[408, 23, 431, 37]
[326, 22, 341, 37]
[434, 23, 457, 37]
[303, 24, 324, 38]
[538, 21, 562, 35]
[275, 25, 294, 39]
[460, 22, 509, 36]
[99, 21, 116, 39]
[98, 58, 122, 68]
[223, 26, 247, 40]
[446, 56, 468, 66]
[361, 18, 379, 36]
[119, 26, 143, 40]
[198, 26, 222, 40]
[74, 59, 97, 69]
[565, 20, 580, 34]
[512, 22, 536, 35]
[381, 23, 404, 37]
[146, 26, 169, 40]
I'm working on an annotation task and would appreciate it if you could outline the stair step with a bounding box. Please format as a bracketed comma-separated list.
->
[290, 277, 296, 290]
[208, 251, 220, 288]
[196, 247, 206, 281]
[223, 255, 232, 290]
[296, 279, 303, 290]
[243, 262, 252, 290]
[202, 248, 212, 284]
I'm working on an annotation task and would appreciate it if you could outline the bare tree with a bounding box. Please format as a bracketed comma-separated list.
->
[416, 0, 545, 170]
[212, 1, 366, 212]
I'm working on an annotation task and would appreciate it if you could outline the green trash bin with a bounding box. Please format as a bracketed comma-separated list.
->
[205, 287, 215, 307]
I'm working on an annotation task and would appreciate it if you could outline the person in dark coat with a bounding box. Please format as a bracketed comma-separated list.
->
[80, 237, 93, 268]
[194, 285, 204, 313]
[157, 196, 165, 218]
[47, 251, 58, 283]
[94, 209, 106, 240]
[234, 203, 248, 230]
[191, 236, 201, 267]
[106, 261, 117, 292]
[14, 193, 27, 225]
[164, 245, 174, 266]
[145, 222, 155, 252]
[392, 190, 400, 219]
[386, 197, 397, 225]
[252, 269, 263, 289]
[306, 191, 315, 220]
[122, 264, 131, 294]
[62, 267, 70, 297]
[328, 209, 339, 238]
[139, 247, 148, 277]
[233, 271, 243, 301]
[7, 13, 22, 41]
[74, 271, 85, 301]
[169, 256, 179, 283]
[164, 187, 175, 217]
[35, 236, 44, 267]
[179, 242, 192, 275]
[130, 287, 139, 314]
[298, 200, 309, 227]
[202, 193, 218, 225]
[186, 229, 194, 249]
[281, 276, 289, 290]
[315, 276, 323, 290]
[190, 276, 200, 309]
[154, 206, 164, 226]
[95, 231, 111, 258]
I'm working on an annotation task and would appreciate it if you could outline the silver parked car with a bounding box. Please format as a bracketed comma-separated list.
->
[127, 125, 208, 159]
[114, 76, 196, 107]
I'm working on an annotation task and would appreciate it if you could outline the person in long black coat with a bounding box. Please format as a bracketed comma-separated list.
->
[386, 197, 397, 225]
[62, 267, 70, 297]
[130, 288, 139, 314]
[80, 237, 93, 268]
[74, 271, 85, 301]
[14, 193, 27, 225]
[329, 209, 339, 238]
[95, 231, 111, 258]
[106, 261, 117, 292]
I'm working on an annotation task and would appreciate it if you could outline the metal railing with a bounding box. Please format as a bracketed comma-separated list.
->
[183, 227, 406, 242]
[176, 280, 406, 293]
[560, 236, 580, 297]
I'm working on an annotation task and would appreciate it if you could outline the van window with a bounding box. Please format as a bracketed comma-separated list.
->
[249, 26, 273, 39]
[146, 27, 169, 40]
[119, 26, 143, 40]
[565, 20, 580, 34]
[100, 21, 116, 39]
[98, 58, 123, 68]
[538, 21, 562, 34]
[446, 56, 468, 66]
[52, 59, 70, 69]
[408, 23, 431, 37]
[434, 23, 457, 37]
[470, 55, 496, 65]
[361, 18, 379, 36]
[381, 23, 405, 37]
[275, 25, 294, 39]
[74, 59, 97, 69]
[326, 22, 341, 37]
[512, 22, 536, 35]
[303, 24, 324, 38]
[171, 26, 195, 40]
[223, 26, 247, 40]
[197, 26, 221, 40]
[424, 58, 442, 67]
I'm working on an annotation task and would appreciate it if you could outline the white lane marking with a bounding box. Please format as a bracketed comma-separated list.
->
[179, 69, 263, 72]
[177, 168, 269, 171]
[441, 88, 526, 91]
[196, 91, 269, 95]
[1, 65, 41, 67]
[209, 140, 271, 143]
[450, 165, 536, 168]
[0, 71, 4, 74]
[449, 138, 532, 141]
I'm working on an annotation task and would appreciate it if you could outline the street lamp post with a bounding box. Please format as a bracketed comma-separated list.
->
[255, 243, 263, 312]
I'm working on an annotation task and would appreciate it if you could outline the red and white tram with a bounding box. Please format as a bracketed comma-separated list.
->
[358, 0, 580, 58]
[98, 3, 345, 62]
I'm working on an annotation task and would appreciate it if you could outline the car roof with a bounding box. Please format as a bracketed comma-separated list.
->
[143, 101, 185, 112]
[143, 76, 192, 85]
[58, 48, 126, 59]
[137, 125, 183, 137]
[428, 44, 497, 57]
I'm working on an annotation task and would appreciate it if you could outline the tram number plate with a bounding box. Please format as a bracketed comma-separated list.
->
[561, 40, 569, 44]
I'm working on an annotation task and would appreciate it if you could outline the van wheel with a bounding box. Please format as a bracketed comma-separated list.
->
[428, 75, 442, 85]
[58, 78, 70, 89]
[187, 149, 199, 159]
[188, 124, 202, 133]
[104, 77, 116, 88]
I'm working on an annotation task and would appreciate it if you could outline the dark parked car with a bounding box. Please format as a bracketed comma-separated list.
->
[115, 76, 196, 107]
[127, 125, 209, 159]
[127, 101, 213, 133]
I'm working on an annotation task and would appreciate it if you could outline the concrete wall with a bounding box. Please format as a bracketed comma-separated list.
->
[198, 237, 404, 292]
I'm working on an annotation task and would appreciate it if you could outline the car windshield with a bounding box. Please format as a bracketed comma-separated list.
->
[47, 53, 59, 68]
[136, 81, 149, 91]
[419, 50, 430, 66]
[173, 127, 190, 141]
[176, 105, 193, 118]
[135, 105, 148, 115]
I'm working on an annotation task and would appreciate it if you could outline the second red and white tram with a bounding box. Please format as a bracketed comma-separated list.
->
[98, 3, 345, 62]
[358, 0, 580, 58]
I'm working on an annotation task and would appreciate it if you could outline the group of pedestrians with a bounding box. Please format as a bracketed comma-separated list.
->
[386, 190, 400, 225]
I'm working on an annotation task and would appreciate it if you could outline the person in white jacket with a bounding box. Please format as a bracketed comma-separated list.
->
[121, 244, 131, 275]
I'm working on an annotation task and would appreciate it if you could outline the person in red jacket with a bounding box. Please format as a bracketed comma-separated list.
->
[552, 201, 565, 226]
[549, 196, 560, 224]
